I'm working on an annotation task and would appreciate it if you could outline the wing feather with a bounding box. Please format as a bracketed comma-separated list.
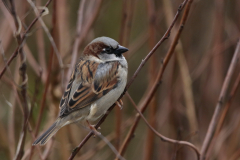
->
[59, 59, 120, 117]
[59, 70, 75, 115]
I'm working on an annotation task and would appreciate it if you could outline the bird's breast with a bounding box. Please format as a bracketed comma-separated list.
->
[87, 65, 128, 122]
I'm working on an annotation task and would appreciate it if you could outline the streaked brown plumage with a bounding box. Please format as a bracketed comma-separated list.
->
[33, 37, 128, 145]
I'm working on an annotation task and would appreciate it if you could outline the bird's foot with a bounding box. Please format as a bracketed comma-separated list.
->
[90, 125, 101, 137]
[86, 121, 101, 137]
[115, 99, 123, 110]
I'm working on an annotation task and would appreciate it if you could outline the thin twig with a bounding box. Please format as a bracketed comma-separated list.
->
[33, 0, 57, 139]
[65, 0, 86, 86]
[216, 72, 240, 134]
[4, 0, 29, 159]
[79, 133, 115, 159]
[145, 0, 158, 159]
[68, 0, 103, 64]
[0, 3, 15, 59]
[78, 116, 134, 160]
[27, 71, 42, 160]
[68, 0, 188, 159]
[35, 0, 47, 82]
[124, 0, 187, 91]
[28, 1, 56, 158]
[115, 0, 136, 150]
[210, 0, 225, 92]
[127, 30, 149, 59]
[6, 59, 20, 160]
[24, 44, 42, 76]
[90, 129, 126, 160]
[118, 0, 193, 157]
[191, 36, 238, 81]
[163, 0, 199, 142]
[229, 147, 240, 160]
[0, 0, 53, 79]
[200, 39, 240, 160]
[124, 0, 135, 48]
[68, 107, 115, 160]
[27, 0, 64, 89]
[115, 0, 128, 149]
[126, 92, 200, 159]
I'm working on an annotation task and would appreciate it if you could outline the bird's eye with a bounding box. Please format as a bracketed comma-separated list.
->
[105, 47, 111, 52]
[102, 47, 114, 54]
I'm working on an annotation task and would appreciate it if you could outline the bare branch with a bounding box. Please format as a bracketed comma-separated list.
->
[68, 0, 188, 159]
[200, 39, 240, 160]
[216, 72, 240, 134]
[0, 0, 52, 79]
[2, 1, 30, 159]
[118, 0, 193, 156]
[126, 92, 200, 159]
[65, 0, 86, 86]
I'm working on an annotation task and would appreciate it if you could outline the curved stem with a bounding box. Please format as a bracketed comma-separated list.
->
[126, 92, 200, 159]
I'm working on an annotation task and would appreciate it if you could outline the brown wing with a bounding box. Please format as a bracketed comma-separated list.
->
[59, 70, 75, 115]
[59, 59, 120, 117]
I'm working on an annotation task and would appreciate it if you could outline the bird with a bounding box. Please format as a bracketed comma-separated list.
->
[33, 37, 128, 145]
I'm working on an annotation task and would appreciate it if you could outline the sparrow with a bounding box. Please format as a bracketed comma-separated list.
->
[33, 37, 128, 145]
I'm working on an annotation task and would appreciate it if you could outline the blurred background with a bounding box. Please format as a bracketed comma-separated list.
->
[0, 0, 240, 159]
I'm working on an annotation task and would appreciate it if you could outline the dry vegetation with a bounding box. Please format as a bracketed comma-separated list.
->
[0, 0, 240, 160]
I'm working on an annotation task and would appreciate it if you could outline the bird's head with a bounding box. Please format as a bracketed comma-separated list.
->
[83, 37, 129, 61]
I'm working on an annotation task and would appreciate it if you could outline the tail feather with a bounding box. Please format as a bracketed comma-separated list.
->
[33, 119, 62, 146]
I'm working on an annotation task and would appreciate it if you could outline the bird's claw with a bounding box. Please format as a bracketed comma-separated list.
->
[116, 99, 123, 110]
[86, 121, 101, 137]
[90, 126, 101, 137]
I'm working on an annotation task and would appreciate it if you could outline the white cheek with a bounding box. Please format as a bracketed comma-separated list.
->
[98, 53, 117, 61]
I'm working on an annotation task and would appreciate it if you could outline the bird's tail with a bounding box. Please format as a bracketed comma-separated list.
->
[33, 118, 62, 146]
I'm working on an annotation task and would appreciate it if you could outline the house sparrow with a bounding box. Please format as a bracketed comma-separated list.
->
[33, 37, 128, 145]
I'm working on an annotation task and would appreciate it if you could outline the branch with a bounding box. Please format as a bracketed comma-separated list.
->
[118, 0, 193, 156]
[0, 40, 18, 159]
[27, 0, 55, 159]
[27, 0, 64, 90]
[65, 0, 86, 86]
[200, 39, 240, 160]
[125, 92, 200, 159]
[33, 0, 56, 139]
[27, 0, 63, 69]
[163, 0, 199, 143]
[68, 0, 188, 159]
[124, 0, 187, 90]
[4, 0, 29, 159]
[68, 107, 114, 160]
[0, 0, 52, 79]
[66, 0, 103, 83]
[144, 0, 158, 159]
[27, 71, 43, 160]
[216, 72, 240, 133]
[115, 0, 136, 150]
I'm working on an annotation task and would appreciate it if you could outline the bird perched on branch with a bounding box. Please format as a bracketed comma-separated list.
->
[33, 37, 128, 145]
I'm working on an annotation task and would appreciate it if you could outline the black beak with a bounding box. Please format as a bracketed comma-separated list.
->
[114, 45, 129, 55]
